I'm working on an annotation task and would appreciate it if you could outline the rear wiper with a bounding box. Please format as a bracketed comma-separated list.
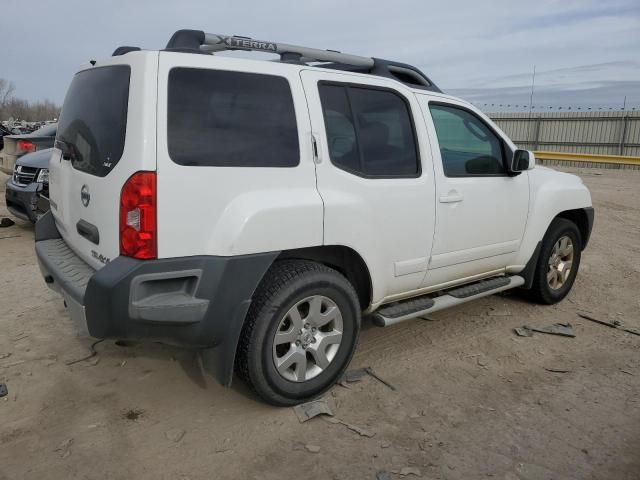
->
[54, 139, 77, 161]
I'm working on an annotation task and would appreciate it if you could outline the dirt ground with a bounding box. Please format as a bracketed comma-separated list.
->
[1, 166, 639, 480]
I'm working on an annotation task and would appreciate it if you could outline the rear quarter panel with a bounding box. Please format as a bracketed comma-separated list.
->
[155, 54, 323, 258]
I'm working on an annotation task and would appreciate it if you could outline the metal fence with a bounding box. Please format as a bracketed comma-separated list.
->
[488, 111, 640, 157]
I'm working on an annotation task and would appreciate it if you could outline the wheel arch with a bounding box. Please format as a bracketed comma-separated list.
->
[276, 245, 373, 310]
[556, 207, 594, 249]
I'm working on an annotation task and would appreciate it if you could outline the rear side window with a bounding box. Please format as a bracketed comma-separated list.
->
[57, 66, 130, 177]
[318, 83, 419, 177]
[168, 68, 299, 167]
[429, 104, 506, 177]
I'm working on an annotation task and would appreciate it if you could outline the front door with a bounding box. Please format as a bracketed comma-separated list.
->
[418, 98, 529, 287]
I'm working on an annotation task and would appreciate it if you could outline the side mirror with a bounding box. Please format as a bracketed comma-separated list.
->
[511, 149, 535, 173]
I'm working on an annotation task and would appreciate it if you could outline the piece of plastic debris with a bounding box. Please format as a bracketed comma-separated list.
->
[0, 383, 8, 398]
[305, 444, 321, 453]
[340, 367, 369, 384]
[165, 428, 186, 442]
[0, 218, 15, 228]
[399, 466, 422, 476]
[293, 398, 335, 423]
[54, 438, 74, 452]
[578, 313, 640, 336]
[325, 417, 375, 437]
[517, 323, 575, 338]
[514, 327, 533, 337]
[376, 471, 392, 480]
[365, 367, 396, 391]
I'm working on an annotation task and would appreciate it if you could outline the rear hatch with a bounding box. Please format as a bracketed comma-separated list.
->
[49, 53, 158, 269]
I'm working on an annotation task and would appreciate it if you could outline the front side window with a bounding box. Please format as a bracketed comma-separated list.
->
[168, 68, 299, 167]
[319, 83, 419, 177]
[429, 104, 506, 177]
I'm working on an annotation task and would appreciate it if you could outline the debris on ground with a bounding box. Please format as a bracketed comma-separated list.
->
[65, 339, 105, 366]
[165, 428, 186, 443]
[544, 367, 572, 374]
[376, 471, 392, 480]
[0, 218, 15, 228]
[293, 398, 335, 423]
[0, 383, 8, 398]
[578, 313, 640, 337]
[514, 322, 575, 338]
[339, 367, 369, 387]
[325, 417, 375, 437]
[514, 327, 534, 337]
[398, 466, 422, 476]
[365, 367, 396, 391]
[304, 444, 321, 453]
[54, 438, 73, 452]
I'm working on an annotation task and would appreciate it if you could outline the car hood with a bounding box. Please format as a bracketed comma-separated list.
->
[15, 148, 54, 168]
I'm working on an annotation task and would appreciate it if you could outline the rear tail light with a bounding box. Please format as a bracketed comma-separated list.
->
[17, 140, 36, 153]
[119, 171, 157, 259]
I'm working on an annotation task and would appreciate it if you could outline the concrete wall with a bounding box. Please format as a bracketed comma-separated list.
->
[489, 111, 640, 157]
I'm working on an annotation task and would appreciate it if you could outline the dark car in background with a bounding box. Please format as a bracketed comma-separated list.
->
[5, 147, 52, 222]
[0, 124, 14, 150]
[0, 123, 57, 174]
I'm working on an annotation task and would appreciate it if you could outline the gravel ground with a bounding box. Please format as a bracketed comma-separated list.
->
[0, 166, 639, 480]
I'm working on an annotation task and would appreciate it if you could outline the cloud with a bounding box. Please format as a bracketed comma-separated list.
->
[0, 0, 637, 112]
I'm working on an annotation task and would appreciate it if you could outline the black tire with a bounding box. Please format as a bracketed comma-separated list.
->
[527, 218, 582, 305]
[235, 260, 361, 406]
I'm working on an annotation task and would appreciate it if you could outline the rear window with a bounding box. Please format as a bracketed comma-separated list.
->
[57, 65, 130, 177]
[167, 68, 299, 167]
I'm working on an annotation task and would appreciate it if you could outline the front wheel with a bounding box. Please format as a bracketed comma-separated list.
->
[527, 218, 582, 304]
[236, 260, 361, 406]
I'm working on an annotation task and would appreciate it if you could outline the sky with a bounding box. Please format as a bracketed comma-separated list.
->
[1, 0, 639, 112]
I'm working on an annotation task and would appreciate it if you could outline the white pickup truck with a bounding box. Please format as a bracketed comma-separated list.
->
[35, 30, 594, 405]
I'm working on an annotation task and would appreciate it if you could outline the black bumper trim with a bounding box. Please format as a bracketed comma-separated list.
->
[35, 212, 279, 386]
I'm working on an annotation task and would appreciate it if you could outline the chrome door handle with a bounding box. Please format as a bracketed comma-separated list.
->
[439, 191, 464, 203]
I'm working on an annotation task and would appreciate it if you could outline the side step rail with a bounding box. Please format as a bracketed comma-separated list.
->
[372, 275, 525, 327]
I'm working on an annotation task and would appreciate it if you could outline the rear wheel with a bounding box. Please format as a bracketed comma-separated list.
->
[527, 218, 582, 304]
[236, 260, 360, 406]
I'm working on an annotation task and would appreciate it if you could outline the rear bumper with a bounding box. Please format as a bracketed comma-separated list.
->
[5, 178, 47, 222]
[35, 211, 278, 385]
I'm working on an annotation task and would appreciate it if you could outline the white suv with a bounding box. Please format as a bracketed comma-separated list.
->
[36, 30, 594, 405]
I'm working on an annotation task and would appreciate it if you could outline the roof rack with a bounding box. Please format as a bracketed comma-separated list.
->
[162, 29, 441, 92]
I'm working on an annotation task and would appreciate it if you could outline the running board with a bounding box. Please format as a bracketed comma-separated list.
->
[372, 275, 525, 327]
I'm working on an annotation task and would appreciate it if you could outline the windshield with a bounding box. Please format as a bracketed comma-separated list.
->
[56, 65, 130, 177]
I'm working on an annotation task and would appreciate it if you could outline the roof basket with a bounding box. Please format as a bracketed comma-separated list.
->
[164, 29, 441, 92]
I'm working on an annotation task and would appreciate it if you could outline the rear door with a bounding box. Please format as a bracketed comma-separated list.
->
[49, 53, 158, 269]
[300, 70, 436, 302]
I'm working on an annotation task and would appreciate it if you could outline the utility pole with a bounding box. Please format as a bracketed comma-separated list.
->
[528, 65, 536, 117]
